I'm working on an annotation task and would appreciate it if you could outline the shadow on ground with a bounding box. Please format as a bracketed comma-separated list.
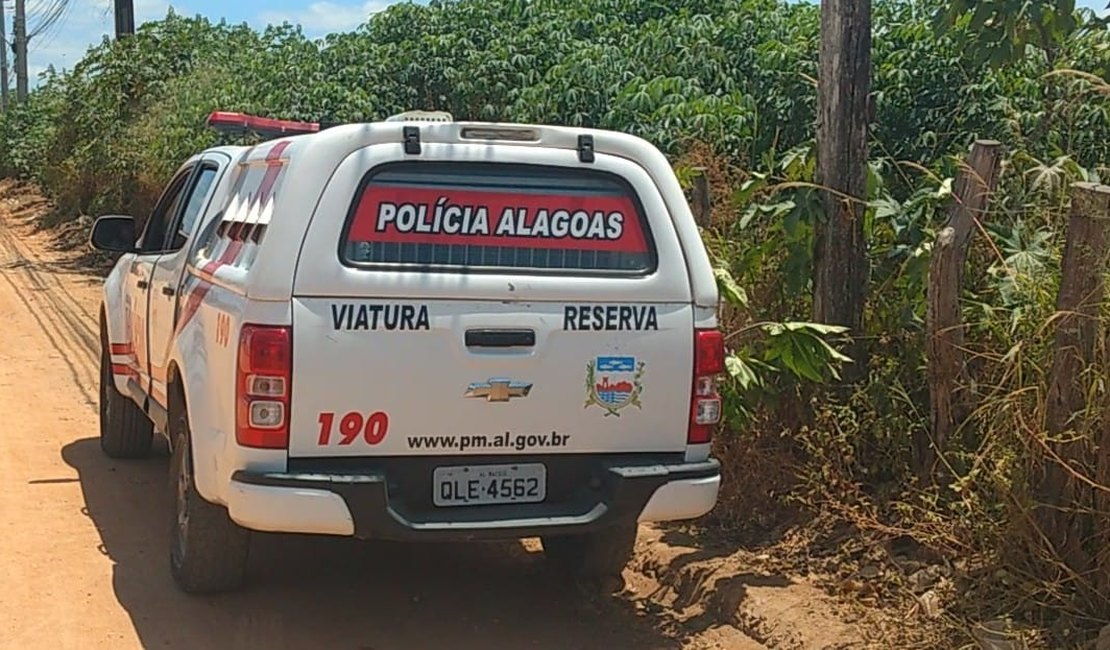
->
[62, 437, 682, 650]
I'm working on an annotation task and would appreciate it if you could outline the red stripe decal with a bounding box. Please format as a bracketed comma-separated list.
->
[202, 258, 225, 275]
[110, 343, 133, 355]
[175, 275, 213, 336]
[175, 253, 228, 336]
[266, 140, 292, 163]
[232, 141, 290, 263]
[111, 363, 138, 377]
[174, 140, 293, 336]
[222, 240, 246, 265]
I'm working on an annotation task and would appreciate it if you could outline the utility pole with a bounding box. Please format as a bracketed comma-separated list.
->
[13, 0, 25, 103]
[114, 0, 134, 38]
[1, 0, 10, 111]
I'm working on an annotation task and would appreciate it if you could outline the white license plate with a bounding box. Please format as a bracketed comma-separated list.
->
[433, 463, 546, 507]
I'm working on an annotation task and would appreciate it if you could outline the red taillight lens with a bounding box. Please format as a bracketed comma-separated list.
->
[695, 329, 725, 376]
[241, 326, 290, 375]
[689, 328, 725, 445]
[236, 324, 291, 449]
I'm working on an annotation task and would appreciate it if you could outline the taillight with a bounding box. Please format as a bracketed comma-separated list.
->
[689, 329, 725, 445]
[236, 324, 291, 449]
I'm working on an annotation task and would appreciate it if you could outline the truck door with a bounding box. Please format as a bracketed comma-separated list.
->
[147, 158, 224, 407]
[125, 164, 195, 401]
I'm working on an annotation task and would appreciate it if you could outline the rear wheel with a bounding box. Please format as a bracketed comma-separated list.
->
[541, 524, 638, 591]
[169, 390, 250, 593]
[98, 337, 153, 459]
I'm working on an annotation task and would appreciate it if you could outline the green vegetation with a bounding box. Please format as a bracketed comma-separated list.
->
[2, 0, 1109, 644]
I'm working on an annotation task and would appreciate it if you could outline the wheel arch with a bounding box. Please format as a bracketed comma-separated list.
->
[100, 303, 131, 395]
[166, 346, 227, 505]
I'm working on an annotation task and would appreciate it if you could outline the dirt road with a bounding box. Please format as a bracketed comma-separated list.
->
[0, 198, 763, 649]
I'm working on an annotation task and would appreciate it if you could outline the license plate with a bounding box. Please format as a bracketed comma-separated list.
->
[432, 463, 546, 507]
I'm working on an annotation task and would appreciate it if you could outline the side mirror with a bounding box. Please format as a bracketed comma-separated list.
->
[89, 215, 137, 253]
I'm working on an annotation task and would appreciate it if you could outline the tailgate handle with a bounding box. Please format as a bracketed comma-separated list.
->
[465, 329, 535, 348]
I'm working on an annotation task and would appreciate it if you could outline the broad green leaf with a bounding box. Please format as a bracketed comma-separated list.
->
[779, 322, 850, 335]
[714, 266, 750, 308]
[726, 354, 761, 390]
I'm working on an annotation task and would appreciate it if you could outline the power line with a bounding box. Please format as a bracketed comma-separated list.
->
[27, 0, 69, 40]
[9, 0, 130, 96]
[27, 0, 72, 52]
[9, 0, 73, 93]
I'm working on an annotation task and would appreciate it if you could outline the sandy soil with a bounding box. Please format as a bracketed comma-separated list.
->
[0, 181, 861, 650]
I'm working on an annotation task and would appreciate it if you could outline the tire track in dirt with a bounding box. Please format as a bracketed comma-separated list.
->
[0, 220, 101, 411]
[0, 221, 100, 354]
[0, 191, 100, 327]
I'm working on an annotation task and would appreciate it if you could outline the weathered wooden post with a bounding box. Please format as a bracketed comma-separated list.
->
[1036, 182, 1110, 580]
[691, 168, 711, 228]
[920, 140, 1002, 478]
[813, 0, 871, 383]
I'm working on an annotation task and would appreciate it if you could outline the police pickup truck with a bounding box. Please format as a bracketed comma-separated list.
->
[90, 111, 724, 593]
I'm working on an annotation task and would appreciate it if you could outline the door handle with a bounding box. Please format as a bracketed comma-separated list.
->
[465, 328, 536, 348]
[162, 286, 176, 297]
[136, 280, 149, 289]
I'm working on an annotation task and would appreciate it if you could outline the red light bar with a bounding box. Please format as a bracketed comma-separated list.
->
[207, 111, 322, 138]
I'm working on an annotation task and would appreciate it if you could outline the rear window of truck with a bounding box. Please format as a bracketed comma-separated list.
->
[340, 162, 655, 274]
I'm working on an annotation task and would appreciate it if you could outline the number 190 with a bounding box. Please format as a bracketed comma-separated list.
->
[317, 411, 389, 446]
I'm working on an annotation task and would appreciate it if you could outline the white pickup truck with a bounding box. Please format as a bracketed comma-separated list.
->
[90, 111, 724, 593]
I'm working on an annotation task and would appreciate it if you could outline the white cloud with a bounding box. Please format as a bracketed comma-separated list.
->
[258, 1, 393, 36]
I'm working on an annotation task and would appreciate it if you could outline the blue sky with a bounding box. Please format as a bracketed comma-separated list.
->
[12, 0, 421, 81]
[6, 0, 1110, 84]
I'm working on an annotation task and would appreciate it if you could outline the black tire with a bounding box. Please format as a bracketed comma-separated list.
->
[98, 339, 153, 459]
[169, 391, 250, 594]
[541, 524, 638, 588]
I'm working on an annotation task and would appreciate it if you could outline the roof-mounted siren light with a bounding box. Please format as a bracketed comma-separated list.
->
[384, 110, 454, 123]
[206, 111, 322, 138]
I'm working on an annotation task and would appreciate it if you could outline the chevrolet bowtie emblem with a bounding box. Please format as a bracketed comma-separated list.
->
[465, 378, 533, 402]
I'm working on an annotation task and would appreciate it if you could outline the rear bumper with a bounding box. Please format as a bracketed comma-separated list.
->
[226, 457, 719, 540]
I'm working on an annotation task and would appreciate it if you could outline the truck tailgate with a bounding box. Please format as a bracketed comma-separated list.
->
[288, 298, 693, 457]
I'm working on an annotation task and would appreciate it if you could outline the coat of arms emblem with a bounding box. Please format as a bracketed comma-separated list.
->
[584, 356, 645, 416]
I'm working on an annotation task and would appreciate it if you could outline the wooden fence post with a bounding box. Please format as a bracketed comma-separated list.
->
[691, 168, 711, 227]
[813, 0, 871, 384]
[920, 140, 1002, 478]
[1036, 182, 1110, 580]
